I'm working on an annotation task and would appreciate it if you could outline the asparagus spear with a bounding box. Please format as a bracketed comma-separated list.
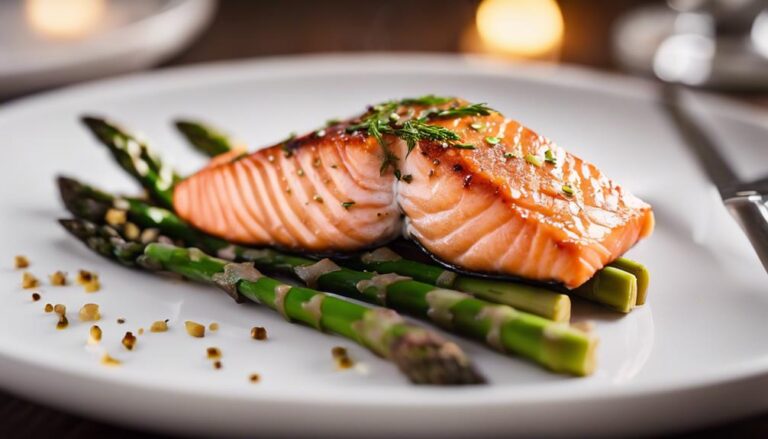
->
[58, 176, 569, 321]
[345, 250, 570, 321]
[58, 177, 598, 375]
[175, 120, 239, 157]
[175, 118, 647, 309]
[609, 258, 650, 305]
[81, 117, 180, 209]
[59, 218, 484, 385]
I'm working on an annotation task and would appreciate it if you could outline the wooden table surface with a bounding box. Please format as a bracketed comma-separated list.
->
[2, 1, 767, 437]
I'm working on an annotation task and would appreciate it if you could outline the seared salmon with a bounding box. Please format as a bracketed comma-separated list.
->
[173, 97, 654, 288]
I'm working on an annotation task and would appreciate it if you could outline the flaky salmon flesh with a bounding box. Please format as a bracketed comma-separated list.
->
[174, 97, 654, 288]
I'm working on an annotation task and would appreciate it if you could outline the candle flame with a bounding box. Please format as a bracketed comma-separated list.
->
[476, 0, 564, 58]
[25, 0, 105, 40]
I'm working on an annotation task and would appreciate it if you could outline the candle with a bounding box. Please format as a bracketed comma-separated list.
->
[464, 0, 564, 61]
[25, 0, 106, 40]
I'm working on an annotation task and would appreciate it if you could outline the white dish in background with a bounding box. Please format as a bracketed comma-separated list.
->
[0, 0, 215, 97]
[0, 54, 766, 437]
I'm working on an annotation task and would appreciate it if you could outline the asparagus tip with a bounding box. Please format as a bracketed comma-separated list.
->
[174, 120, 196, 133]
[80, 115, 107, 130]
[389, 330, 486, 385]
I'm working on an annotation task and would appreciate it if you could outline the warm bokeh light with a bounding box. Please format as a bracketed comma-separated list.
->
[476, 0, 564, 58]
[25, 0, 106, 39]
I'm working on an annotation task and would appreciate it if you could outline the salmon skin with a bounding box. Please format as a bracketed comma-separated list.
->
[174, 97, 654, 288]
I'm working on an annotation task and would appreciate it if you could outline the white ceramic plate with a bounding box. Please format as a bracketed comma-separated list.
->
[0, 54, 766, 437]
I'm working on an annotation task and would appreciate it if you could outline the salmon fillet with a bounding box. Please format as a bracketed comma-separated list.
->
[173, 98, 654, 288]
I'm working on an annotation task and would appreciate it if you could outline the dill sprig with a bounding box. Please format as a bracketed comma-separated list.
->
[346, 95, 494, 174]
[418, 102, 494, 120]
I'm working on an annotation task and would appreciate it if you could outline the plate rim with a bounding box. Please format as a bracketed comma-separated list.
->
[1, 52, 767, 421]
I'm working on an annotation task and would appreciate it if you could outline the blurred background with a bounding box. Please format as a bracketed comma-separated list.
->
[3, 0, 768, 103]
[2, 0, 768, 437]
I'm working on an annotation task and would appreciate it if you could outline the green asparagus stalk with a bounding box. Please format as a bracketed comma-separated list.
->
[81, 117, 181, 209]
[352, 249, 637, 315]
[58, 177, 598, 375]
[346, 250, 570, 322]
[175, 120, 239, 157]
[175, 118, 648, 309]
[609, 258, 650, 305]
[572, 267, 637, 313]
[59, 218, 484, 385]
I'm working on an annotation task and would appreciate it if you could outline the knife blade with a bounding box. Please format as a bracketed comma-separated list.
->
[661, 85, 768, 273]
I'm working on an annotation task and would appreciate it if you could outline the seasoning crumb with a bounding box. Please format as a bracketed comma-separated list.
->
[21, 272, 38, 289]
[76, 270, 93, 284]
[14, 255, 29, 269]
[213, 360, 222, 370]
[54, 304, 66, 315]
[124, 222, 140, 240]
[101, 353, 121, 367]
[105, 208, 127, 226]
[206, 347, 222, 360]
[336, 356, 354, 369]
[122, 331, 137, 350]
[117, 318, 126, 324]
[78, 303, 100, 321]
[312, 194, 324, 203]
[140, 228, 160, 244]
[250, 326, 267, 340]
[49, 271, 67, 286]
[185, 320, 205, 338]
[332, 346, 354, 370]
[31, 292, 41, 302]
[56, 315, 69, 330]
[209, 322, 219, 332]
[150, 320, 168, 332]
[44, 303, 53, 313]
[88, 325, 102, 344]
[331, 346, 347, 358]
[83, 276, 100, 293]
[249, 373, 261, 383]
[138, 327, 145, 335]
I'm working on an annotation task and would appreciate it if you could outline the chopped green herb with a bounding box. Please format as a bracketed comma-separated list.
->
[314, 129, 326, 137]
[325, 118, 341, 126]
[394, 169, 402, 180]
[544, 149, 557, 165]
[562, 184, 575, 197]
[345, 96, 491, 171]
[433, 103, 494, 119]
[503, 152, 516, 160]
[401, 174, 413, 183]
[341, 201, 355, 209]
[400, 95, 454, 106]
[389, 112, 400, 123]
[470, 122, 484, 131]
[525, 154, 542, 167]
[485, 136, 501, 146]
[452, 143, 476, 150]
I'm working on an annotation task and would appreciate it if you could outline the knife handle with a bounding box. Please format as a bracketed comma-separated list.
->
[725, 192, 768, 273]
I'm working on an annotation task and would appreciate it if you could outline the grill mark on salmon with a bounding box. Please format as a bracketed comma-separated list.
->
[173, 99, 654, 288]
